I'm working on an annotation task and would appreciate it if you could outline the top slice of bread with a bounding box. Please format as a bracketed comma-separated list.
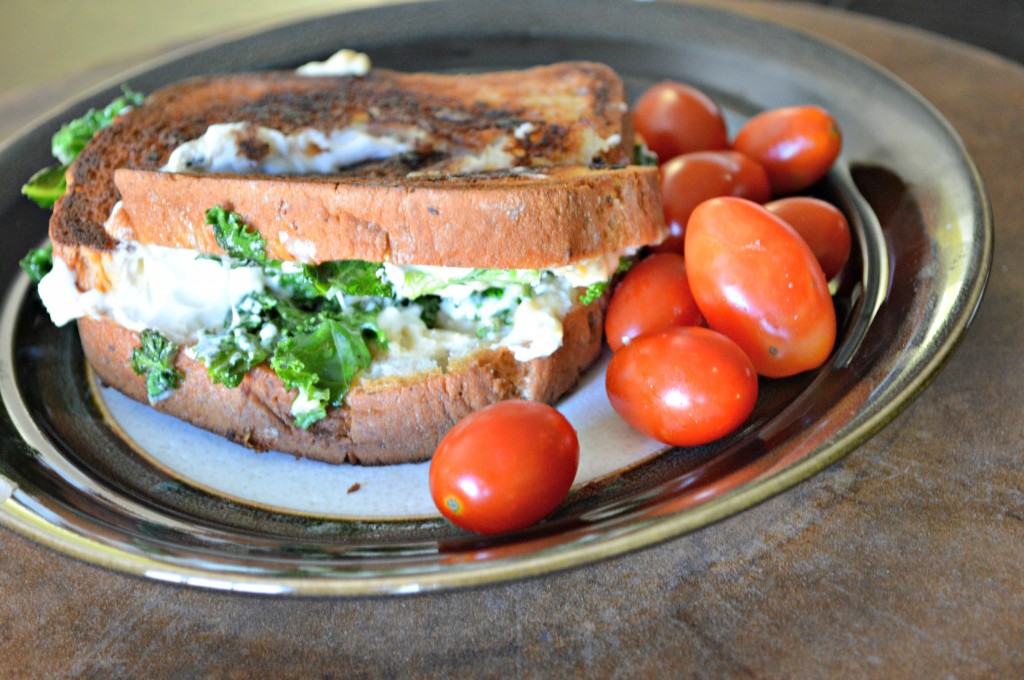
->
[110, 165, 664, 269]
[50, 62, 635, 264]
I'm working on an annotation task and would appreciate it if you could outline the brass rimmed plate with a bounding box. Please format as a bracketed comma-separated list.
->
[0, 0, 991, 595]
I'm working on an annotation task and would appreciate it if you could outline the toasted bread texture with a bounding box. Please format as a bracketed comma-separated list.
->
[81, 295, 606, 465]
[51, 62, 633, 264]
[111, 165, 663, 268]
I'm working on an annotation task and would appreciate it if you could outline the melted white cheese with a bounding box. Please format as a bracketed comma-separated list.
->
[36, 243, 599, 369]
[550, 251, 630, 288]
[501, 293, 572, 361]
[295, 49, 372, 77]
[161, 123, 412, 174]
[159, 120, 624, 178]
[39, 246, 266, 344]
[367, 277, 576, 369]
[368, 305, 482, 378]
[159, 121, 545, 178]
[278, 231, 318, 263]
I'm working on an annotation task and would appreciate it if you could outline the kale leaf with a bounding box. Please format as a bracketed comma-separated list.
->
[301, 260, 394, 298]
[51, 87, 145, 165]
[264, 259, 394, 305]
[270, 316, 375, 429]
[205, 206, 267, 264]
[130, 329, 184, 402]
[633, 142, 658, 166]
[191, 290, 387, 428]
[22, 87, 144, 209]
[260, 262, 320, 300]
[400, 267, 540, 298]
[579, 257, 633, 305]
[579, 280, 610, 305]
[200, 327, 270, 389]
[417, 295, 442, 328]
[191, 294, 278, 388]
[19, 243, 54, 283]
[20, 165, 67, 210]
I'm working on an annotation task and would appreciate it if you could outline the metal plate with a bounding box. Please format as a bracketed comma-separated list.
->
[0, 0, 991, 595]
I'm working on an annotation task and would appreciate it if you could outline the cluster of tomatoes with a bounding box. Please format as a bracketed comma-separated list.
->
[606, 81, 848, 446]
[429, 81, 851, 535]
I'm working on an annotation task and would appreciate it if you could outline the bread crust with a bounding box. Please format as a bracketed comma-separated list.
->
[51, 62, 632, 261]
[112, 166, 663, 268]
[80, 297, 606, 465]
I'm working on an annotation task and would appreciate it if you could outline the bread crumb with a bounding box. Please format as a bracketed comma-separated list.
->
[347, 483, 362, 494]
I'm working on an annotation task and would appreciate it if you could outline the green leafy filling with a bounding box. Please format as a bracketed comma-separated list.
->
[292, 260, 395, 299]
[148, 207, 604, 429]
[130, 329, 185, 402]
[194, 294, 276, 389]
[399, 267, 540, 298]
[579, 256, 633, 304]
[189, 208, 393, 429]
[270, 316, 376, 429]
[633, 142, 658, 166]
[206, 205, 268, 264]
[52, 88, 145, 165]
[579, 280, 611, 305]
[193, 293, 387, 429]
[417, 296, 442, 329]
[21, 165, 68, 211]
[19, 243, 54, 283]
[22, 87, 144, 209]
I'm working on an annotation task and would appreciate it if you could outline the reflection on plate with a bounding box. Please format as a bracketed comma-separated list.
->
[0, 0, 991, 596]
[93, 353, 667, 520]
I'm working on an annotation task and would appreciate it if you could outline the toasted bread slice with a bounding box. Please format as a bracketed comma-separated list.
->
[80, 294, 605, 465]
[51, 62, 633, 260]
[109, 165, 663, 269]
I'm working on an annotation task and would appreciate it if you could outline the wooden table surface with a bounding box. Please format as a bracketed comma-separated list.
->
[1, 1, 1022, 676]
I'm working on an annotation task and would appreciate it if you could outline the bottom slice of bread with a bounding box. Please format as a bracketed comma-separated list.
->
[79, 298, 605, 465]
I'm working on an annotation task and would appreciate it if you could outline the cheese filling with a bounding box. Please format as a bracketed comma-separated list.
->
[295, 49, 372, 77]
[38, 245, 621, 370]
[161, 123, 415, 175]
[40, 233, 623, 426]
[38, 245, 266, 344]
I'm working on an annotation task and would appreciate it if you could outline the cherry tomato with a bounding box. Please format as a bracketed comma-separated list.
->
[652, 151, 772, 255]
[684, 197, 836, 378]
[732, 105, 842, 195]
[429, 400, 579, 535]
[765, 196, 852, 280]
[633, 81, 729, 161]
[604, 253, 703, 350]
[606, 326, 758, 447]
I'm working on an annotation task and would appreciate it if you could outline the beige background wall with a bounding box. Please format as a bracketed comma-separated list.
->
[0, 0, 382, 96]
[1, 1, 1017, 99]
